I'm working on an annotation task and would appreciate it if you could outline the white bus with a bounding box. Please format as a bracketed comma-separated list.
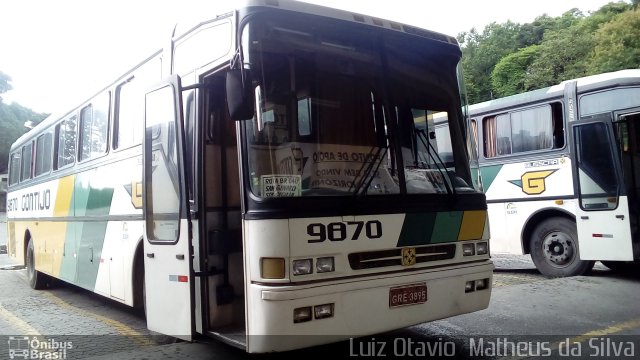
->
[6, 0, 492, 352]
[468, 69, 640, 277]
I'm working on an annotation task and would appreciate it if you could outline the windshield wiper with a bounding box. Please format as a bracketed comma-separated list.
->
[415, 129, 455, 195]
[349, 145, 389, 197]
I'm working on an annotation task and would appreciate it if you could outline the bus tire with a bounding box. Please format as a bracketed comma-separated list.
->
[530, 218, 594, 277]
[26, 239, 48, 290]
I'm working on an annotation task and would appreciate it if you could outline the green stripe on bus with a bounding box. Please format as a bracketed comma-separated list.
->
[430, 211, 464, 244]
[397, 213, 436, 247]
[59, 171, 115, 290]
[480, 165, 502, 191]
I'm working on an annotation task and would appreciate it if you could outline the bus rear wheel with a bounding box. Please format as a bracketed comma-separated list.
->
[530, 218, 594, 277]
[26, 239, 48, 290]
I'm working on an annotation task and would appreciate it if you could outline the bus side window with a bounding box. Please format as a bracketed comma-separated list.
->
[484, 104, 555, 158]
[34, 132, 53, 177]
[79, 92, 110, 161]
[552, 102, 565, 149]
[55, 116, 77, 170]
[115, 78, 143, 149]
[20, 142, 33, 182]
[8, 152, 21, 186]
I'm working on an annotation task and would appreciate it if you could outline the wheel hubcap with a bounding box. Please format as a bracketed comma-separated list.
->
[542, 231, 575, 267]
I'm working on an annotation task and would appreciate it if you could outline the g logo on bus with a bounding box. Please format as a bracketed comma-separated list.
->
[401, 247, 417, 266]
[124, 181, 143, 209]
[509, 170, 557, 195]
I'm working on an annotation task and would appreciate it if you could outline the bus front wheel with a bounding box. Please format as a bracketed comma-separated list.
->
[26, 239, 48, 290]
[530, 218, 594, 277]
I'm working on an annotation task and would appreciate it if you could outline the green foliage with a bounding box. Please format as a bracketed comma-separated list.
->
[0, 73, 48, 172]
[459, 1, 640, 101]
[491, 45, 540, 97]
[458, 21, 522, 103]
[524, 23, 594, 90]
[588, 9, 640, 73]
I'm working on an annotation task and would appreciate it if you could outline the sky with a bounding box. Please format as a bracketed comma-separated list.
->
[0, 0, 620, 115]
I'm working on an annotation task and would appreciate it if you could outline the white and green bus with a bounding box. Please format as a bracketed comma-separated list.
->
[6, 0, 492, 352]
[467, 69, 640, 277]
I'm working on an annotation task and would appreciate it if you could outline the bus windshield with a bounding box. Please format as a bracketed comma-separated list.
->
[242, 13, 472, 198]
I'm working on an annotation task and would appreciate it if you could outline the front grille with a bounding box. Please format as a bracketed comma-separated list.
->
[348, 244, 457, 270]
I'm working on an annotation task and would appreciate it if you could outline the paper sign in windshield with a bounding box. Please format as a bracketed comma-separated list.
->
[261, 175, 302, 197]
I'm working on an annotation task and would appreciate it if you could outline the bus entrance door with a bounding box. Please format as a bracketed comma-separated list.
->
[142, 76, 195, 340]
[615, 112, 640, 236]
[572, 119, 634, 261]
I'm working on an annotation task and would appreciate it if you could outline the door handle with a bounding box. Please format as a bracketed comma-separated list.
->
[581, 216, 589, 220]
[176, 254, 185, 260]
[146, 253, 155, 258]
[616, 215, 625, 220]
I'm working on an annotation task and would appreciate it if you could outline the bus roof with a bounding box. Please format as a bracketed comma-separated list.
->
[468, 69, 640, 117]
[173, 0, 459, 46]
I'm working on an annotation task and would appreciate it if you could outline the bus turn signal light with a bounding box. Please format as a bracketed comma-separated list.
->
[261, 257, 285, 279]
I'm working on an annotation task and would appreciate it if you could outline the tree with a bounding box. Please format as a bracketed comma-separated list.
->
[523, 19, 594, 90]
[582, 1, 631, 32]
[458, 21, 522, 103]
[491, 45, 540, 97]
[516, 15, 557, 48]
[458, 1, 638, 102]
[0, 71, 48, 172]
[588, 9, 640, 73]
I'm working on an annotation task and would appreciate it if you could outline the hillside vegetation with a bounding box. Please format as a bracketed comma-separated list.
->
[0, 71, 48, 173]
[458, 0, 640, 103]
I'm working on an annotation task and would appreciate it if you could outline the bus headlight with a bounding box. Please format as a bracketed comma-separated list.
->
[465, 280, 475, 293]
[293, 259, 313, 275]
[314, 303, 334, 319]
[316, 257, 335, 273]
[294, 307, 312, 323]
[475, 278, 489, 291]
[462, 243, 475, 256]
[476, 242, 488, 255]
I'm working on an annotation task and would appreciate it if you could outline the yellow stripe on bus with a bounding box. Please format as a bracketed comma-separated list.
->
[458, 210, 487, 241]
[54, 175, 75, 217]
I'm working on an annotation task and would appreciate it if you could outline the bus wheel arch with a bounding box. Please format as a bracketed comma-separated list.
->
[132, 238, 145, 314]
[528, 216, 595, 277]
[23, 230, 32, 265]
[521, 208, 574, 255]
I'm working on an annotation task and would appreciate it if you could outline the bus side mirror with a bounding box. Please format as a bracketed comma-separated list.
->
[226, 69, 255, 121]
